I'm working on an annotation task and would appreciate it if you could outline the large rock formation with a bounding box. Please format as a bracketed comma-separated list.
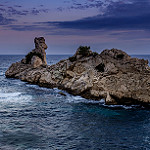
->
[21, 37, 47, 67]
[5, 38, 150, 106]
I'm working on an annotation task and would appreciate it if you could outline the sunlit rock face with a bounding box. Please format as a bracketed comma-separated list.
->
[5, 38, 150, 106]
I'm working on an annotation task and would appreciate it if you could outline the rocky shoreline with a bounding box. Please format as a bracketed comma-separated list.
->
[5, 37, 150, 106]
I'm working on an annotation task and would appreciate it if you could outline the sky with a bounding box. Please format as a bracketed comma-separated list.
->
[0, 0, 150, 54]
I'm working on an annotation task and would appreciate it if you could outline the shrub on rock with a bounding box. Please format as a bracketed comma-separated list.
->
[78, 46, 91, 56]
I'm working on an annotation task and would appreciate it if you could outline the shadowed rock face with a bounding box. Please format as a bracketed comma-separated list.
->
[5, 38, 150, 106]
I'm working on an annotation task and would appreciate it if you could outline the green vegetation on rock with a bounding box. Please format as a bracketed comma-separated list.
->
[78, 46, 91, 56]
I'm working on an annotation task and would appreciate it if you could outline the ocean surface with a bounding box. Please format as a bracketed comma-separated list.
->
[0, 55, 150, 150]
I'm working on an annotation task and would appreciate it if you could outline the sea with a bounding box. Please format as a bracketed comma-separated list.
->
[0, 55, 150, 150]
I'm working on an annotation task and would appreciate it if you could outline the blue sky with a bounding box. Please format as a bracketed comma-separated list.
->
[0, 0, 150, 54]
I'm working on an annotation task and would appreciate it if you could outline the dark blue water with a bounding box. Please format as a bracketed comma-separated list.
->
[0, 55, 150, 150]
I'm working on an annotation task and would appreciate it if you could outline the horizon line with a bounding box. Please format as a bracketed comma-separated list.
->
[0, 53, 150, 56]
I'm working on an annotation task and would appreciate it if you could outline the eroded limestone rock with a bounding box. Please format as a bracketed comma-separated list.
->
[5, 39, 150, 106]
[22, 37, 47, 66]
[31, 56, 43, 68]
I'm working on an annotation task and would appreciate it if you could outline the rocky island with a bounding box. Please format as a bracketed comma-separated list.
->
[5, 37, 150, 106]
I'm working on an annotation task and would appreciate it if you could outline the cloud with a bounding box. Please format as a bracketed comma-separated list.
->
[105, 0, 150, 17]
[6, 6, 28, 16]
[7, 24, 51, 31]
[45, 13, 150, 30]
[0, 4, 50, 17]
[4, 0, 150, 34]
[0, 13, 15, 25]
[46, 0, 150, 31]
[14, 5, 22, 8]
[69, 1, 103, 10]
[57, 0, 104, 12]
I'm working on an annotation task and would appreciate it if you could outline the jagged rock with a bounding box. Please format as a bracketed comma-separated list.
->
[5, 38, 150, 106]
[33, 37, 47, 65]
[106, 92, 117, 105]
[21, 37, 47, 66]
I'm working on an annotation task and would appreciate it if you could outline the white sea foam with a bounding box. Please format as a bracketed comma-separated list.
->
[53, 88, 61, 93]
[65, 94, 139, 109]
[102, 103, 139, 109]
[26, 84, 51, 91]
[0, 92, 32, 104]
[65, 95, 101, 104]
[0, 71, 4, 76]
[4, 83, 141, 109]
[25, 84, 39, 88]
[13, 80, 26, 85]
[0, 92, 21, 98]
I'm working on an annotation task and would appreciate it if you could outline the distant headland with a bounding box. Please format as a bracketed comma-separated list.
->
[5, 37, 150, 106]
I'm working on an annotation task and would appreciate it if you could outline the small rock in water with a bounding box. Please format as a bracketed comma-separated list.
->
[58, 92, 66, 96]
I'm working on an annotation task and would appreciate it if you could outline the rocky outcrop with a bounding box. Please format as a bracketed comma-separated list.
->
[21, 37, 47, 67]
[5, 38, 150, 106]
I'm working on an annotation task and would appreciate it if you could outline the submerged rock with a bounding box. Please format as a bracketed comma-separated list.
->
[5, 38, 150, 106]
[58, 92, 66, 96]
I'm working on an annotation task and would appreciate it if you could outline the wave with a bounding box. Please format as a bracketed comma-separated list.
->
[25, 85, 143, 109]
[64, 94, 142, 109]
[102, 104, 135, 109]
[0, 92, 21, 98]
[0, 92, 32, 104]
[25, 84, 51, 92]
[6, 83, 145, 109]
[65, 94, 103, 104]
[0, 71, 4, 76]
